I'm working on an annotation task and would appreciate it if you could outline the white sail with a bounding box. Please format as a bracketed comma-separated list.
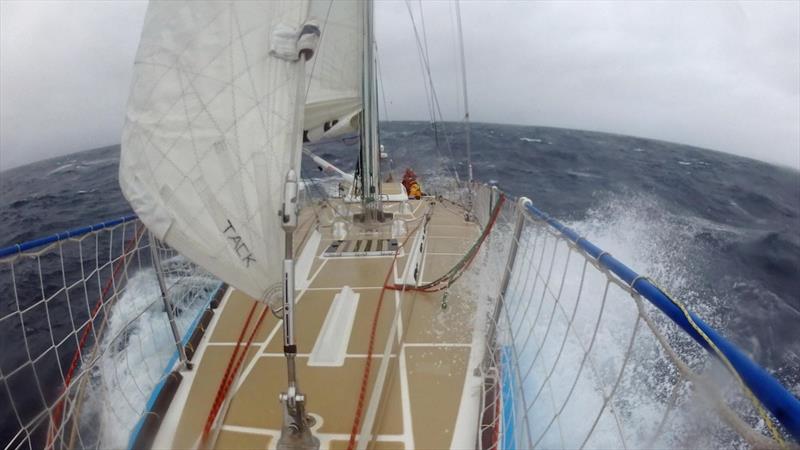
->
[304, 0, 363, 142]
[120, 0, 319, 300]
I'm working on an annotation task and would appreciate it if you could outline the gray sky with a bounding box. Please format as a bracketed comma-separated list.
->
[1, 0, 798, 170]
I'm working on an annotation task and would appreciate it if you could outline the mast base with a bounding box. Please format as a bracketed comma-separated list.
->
[353, 210, 393, 223]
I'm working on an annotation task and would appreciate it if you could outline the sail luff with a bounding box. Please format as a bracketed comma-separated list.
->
[120, 0, 316, 300]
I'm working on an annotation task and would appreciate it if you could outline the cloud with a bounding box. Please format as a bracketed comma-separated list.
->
[1, 0, 798, 170]
[376, 0, 800, 169]
[0, 0, 147, 170]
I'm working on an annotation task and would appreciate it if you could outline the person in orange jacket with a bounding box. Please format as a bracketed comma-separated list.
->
[402, 168, 417, 192]
[408, 181, 422, 199]
[402, 168, 423, 199]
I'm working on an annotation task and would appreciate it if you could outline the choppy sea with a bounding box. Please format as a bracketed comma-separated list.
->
[1, 121, 798, 446]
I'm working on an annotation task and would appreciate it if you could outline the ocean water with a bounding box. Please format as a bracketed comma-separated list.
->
[1, 121, 798, 446]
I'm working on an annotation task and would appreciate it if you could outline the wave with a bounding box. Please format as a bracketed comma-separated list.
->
[47, 163, 77, 176]
[81, 256, 218, 448]
[565, 170, 600, 179]
[507, 192, 771, 448]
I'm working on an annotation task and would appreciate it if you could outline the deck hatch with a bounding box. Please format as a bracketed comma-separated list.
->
[323, 239, 400, 257]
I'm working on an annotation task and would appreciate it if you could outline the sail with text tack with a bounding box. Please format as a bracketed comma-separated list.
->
[119, 0, 360, 301]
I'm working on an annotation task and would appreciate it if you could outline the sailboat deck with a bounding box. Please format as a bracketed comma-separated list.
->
[153, 197, 485, 449]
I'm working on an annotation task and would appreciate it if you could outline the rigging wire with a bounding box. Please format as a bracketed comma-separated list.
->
[409, 6, 437, 131]
[448, 0, 463, 118]
[406, 1, 436, 129]
[403, 0, 462, 185]
[417, 0, 439, 144]
[454, 0, 473, 184]
[418, 0, 432, 79]
[405, 0, 442, 127]
[375, 42, 390, 121]
[375, 42, 397, 179]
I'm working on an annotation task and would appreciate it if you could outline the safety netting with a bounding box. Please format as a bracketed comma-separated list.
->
[0, 218, 220, 450]
[474, 185, 798, 450]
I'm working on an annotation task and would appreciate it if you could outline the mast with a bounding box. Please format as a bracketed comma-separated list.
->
[359, 0, 383, 221]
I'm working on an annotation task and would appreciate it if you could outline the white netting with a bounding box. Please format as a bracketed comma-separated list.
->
[436, 181, 497, 228]
[475, 192, 791, 450]
[0, 219, 220, 450]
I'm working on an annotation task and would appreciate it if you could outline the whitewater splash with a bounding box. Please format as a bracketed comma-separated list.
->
[46, 158, 120, 177]
[80, 255, 219, 449]
[484, 191, 781, 449]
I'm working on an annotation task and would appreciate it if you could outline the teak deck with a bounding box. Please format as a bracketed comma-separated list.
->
[153, 191, 485, 450]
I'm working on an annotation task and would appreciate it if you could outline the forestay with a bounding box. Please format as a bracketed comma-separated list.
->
[120, 0, 362, 301]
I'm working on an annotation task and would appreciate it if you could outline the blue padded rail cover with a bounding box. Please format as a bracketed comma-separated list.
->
[501, 346, 517, 450]
[522, 201, 800, 441]
[0, 214, 139, 258]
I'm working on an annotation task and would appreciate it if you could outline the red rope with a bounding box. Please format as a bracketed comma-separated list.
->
[346, 218, 426, 450]
[201, 300, 268, 444]
[202, 301, 256, 438]
[347, 197, 504, 448]
[48, 224, 145, 446]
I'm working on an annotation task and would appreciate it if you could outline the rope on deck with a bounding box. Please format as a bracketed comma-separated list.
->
[346, 211, 430, 450]
[201, 300, 269, 446]
[387, 194, 505, 293]
[348, 195, 502, 449]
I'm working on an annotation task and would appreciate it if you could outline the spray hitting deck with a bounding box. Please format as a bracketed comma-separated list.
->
[152, 196, 487, 449]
